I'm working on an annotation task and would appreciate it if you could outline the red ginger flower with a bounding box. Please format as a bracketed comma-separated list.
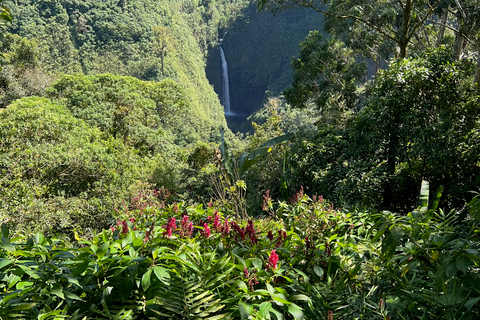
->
[267, 230, 274, 241]
[243, 267, 249, 278]
[181, 215, 193, 238]
[202, 223, 211, 238]
[267, 250, 279, 270]
[117, 220, 129, 234]
[213, 212, 221, 231]
[221, 218, 230, 235]
[164, 217, 177, 237]
[246, 220, 258, 245]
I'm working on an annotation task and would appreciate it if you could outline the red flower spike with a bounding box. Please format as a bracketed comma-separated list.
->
[181, 215, 193, 238]
[202, 223, 211, 238]
[163, 217, 177, 237]
[221, 218, 230, 235]
[213, 212, 221, 232]
[267, 250, 279, 270]
[121, 220, 129, 234]
[267, 230, 274, 241]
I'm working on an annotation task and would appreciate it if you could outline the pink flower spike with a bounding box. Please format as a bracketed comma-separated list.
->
[267, 250, 279, 270]
[121, 220, 129, 234]
[222, 218, 230, 235]
[202, 223, 211, 238]
[213, 212, 221, 231]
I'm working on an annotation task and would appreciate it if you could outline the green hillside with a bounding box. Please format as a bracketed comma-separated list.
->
[3, 0, 251, 137]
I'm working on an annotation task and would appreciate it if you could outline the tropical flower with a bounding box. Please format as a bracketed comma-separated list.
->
[267, 250, 279, 270]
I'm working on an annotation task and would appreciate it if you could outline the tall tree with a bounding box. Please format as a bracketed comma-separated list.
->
[283, 31, 366, 126]
[354, 47, 480, 208]
[257, 0, 443, 58]
[152, 26, 175, 77]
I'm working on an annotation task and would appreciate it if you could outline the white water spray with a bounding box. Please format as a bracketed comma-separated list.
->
[219, 46, 234, 116]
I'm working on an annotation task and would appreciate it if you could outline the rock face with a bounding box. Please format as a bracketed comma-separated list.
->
[206, 5, 322, 126]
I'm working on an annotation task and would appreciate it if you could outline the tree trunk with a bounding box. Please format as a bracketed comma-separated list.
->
[475, 53, 480, 89]
[161, 52, 165, 76]
[454, 25, 465, 60]
[436, 8, 448, 47]
[399, 0, 413, 58]
[382, 132, 398, 209]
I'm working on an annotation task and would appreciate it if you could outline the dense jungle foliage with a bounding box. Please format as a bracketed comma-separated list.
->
[1, 0, 480, 318]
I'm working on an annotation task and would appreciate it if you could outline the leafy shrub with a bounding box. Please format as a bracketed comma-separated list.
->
[0, 97, 144, 235]
[2, 188, 480, 319]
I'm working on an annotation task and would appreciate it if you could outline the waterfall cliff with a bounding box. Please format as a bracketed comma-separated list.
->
[219, 46, 233, 115]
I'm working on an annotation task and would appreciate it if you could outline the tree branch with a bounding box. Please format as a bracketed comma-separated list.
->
[292, 0, 396, 42]
[406, 0, 442, 42]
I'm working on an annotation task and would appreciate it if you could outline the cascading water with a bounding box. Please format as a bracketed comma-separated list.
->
[219, 46, 234, 116]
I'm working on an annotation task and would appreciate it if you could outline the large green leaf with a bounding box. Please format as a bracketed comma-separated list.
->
[239, 302, 253, 320]
[418, 180, 429, 213]
[237, 132, 294, 177]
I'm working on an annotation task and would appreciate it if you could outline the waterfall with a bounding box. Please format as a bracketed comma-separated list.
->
[219, 46, 234, 115]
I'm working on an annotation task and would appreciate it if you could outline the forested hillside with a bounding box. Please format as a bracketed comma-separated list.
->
[3, 0, 250, 133]
[0, 0, 251, 233]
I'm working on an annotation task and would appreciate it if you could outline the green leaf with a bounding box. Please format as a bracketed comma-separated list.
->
[1, 223, 9, 239]
[133, 237, 143, 247]
[64, 291, 84, 301]
[51, 284, 65, 299]
[266, 283, 275, 297]
[10, 303, 36, 311]
[34, 232, 45, 245]
[153, 266, 170, 285]
[290, 294, 310, 302]
[269, 308, 285, 320]
[428, 185, 443, 211]
[390, 225, 405, 239]
[237, 280, 248, 293]
[119, 278, 134, 301]
[0, 258, 13, 269]
[418, 180, 429, 213]
[313, 265, 324, 278]
[234, 254, 247, 268]
[62, 274, 81, 288]
[38, 310, 64, 320]
[258, 301, 272, 318]
[465, 297, 480, 311]
[456, 255, 473, 273]
[288, 304, 304, 319]
[273, 293, 291, 305]
[15, 281, 34, 289]
[446, 262, 457, 278]
[142, 268, 152, 291]
[237, 133, 294, 177]
[1, 236, 15, 253]
[251, 289, 270, 297]
[71, 260, 90, 277]
[239, 302, 253, 320]
[252, 257, 263, 270]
